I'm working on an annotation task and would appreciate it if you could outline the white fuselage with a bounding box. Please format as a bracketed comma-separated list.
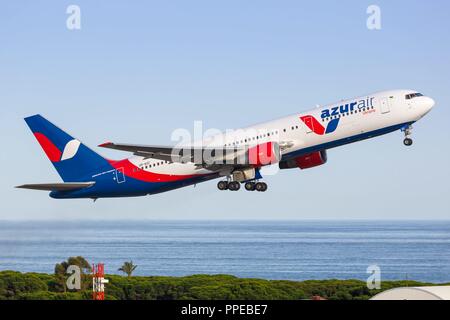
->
[129, 89, 434, 177]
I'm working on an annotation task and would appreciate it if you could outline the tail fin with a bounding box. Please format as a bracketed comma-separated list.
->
[24, 115, 111, 182]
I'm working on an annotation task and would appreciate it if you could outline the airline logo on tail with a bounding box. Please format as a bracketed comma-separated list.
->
[300, 116, 340, 135]
[34, 132, 80, 162]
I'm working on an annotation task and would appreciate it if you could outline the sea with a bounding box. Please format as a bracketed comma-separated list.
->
[0, 220, 449, 283]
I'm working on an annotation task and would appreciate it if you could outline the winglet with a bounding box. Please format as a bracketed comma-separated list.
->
[98, 142, 113, 148]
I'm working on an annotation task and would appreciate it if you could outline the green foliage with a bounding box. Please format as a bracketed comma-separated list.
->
[118, 261, 137, 277]
[17, 291, 86, 300]
[0, 270, 444, 300]
[54, 256, 91, 292]
[54, 256, 91, 275]
[0, 271, 48, 299]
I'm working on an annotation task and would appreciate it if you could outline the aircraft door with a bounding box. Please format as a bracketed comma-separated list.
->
[115, 168, 126, 184]
[380, 97, 390, 114]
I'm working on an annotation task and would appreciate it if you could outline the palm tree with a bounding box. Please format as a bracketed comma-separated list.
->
[118, 261, 137, 277]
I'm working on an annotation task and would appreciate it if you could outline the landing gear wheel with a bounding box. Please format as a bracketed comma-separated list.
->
[261, 182, 268, 192]
[245, 182, 256, 191]
[403, 138, 413, 146]
[228, 181, 240, 191]
[402, 125, 413, 147]
[217, 181, 228, 190]
[255, 182, 267, 192]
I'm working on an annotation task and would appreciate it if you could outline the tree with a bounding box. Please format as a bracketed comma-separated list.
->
[54, 256, 91, 292]
[118, 261, 137, 277]
[0, 271, 47, 299]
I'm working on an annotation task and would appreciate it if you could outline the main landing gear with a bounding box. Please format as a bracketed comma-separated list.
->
[217, 180, 240, 191]
[402, 125, 413, 146]
[246, 181, 267, 192]
[217, 180, 267, 192]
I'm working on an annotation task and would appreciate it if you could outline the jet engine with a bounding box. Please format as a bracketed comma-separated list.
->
[279, 150, 327, 170]
[247, 141, 281, 166]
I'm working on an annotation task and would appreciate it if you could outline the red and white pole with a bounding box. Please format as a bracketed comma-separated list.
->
[92, 263, 109, 300]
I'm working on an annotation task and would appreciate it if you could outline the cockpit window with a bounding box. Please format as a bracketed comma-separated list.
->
[405, 93, 424, 100]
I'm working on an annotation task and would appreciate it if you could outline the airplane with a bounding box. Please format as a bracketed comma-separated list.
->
[16, 89, 434, 199]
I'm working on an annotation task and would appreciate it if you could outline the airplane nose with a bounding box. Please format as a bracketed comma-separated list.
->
[422, 96, 435, 113]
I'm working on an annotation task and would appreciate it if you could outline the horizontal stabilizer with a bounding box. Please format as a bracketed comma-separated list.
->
[15, 182, 95, 192]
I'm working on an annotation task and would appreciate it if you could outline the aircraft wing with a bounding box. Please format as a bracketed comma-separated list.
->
[99, 141, 295, 169]
[98, 142, 246, 164]
[15, 182, 95, 192]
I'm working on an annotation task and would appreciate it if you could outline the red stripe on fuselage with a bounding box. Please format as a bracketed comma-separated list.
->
[108, 159, 207, 183]
[34, 132, 62, 162]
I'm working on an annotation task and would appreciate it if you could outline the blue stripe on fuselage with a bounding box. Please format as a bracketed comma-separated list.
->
[282, 121, 414, 161]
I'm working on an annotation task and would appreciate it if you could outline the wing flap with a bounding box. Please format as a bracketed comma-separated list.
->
[99, 142, 244, 164]
[15, 182, 95, 192]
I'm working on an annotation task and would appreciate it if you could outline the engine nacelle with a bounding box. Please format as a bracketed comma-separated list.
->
[247, 142, 281, 167]
[279, 150, 327, 170]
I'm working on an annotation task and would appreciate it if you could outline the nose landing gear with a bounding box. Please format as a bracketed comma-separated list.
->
[403, 138, 413, 146]
[402, 125, 413, 147]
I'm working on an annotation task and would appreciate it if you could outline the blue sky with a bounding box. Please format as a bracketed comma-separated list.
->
[1, 1, 449, 220]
